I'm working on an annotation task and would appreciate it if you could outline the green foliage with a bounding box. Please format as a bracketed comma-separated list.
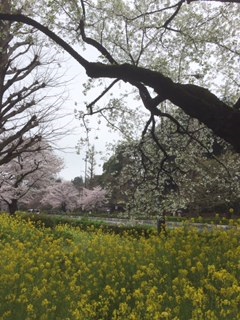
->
[18, 212, 154, 237]
[71, 176, 84, 190]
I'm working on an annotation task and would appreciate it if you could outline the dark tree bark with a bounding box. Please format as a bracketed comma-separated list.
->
[8, 198, 18, 215]
[186, 0, 240, 3]
[0, 12, 240, 151]
[86, 63, 240, 152]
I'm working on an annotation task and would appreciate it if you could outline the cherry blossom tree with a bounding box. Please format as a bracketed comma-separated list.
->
[0, 0, 239, 151]
[42, 181, 80, 212]
[101, 107, 240, 216]
[0, 141, 63, 214]
[1, 0, 240, 217]
[80, 186, 107, 212]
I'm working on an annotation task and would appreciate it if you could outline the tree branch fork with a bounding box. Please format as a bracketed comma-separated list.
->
[1, 12, 240, 151]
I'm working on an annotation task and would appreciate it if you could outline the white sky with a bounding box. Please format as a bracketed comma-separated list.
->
[53, 49, 120, 181]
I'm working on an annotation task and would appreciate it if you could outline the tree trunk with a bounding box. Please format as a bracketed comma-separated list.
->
[8, 199, 18, 215]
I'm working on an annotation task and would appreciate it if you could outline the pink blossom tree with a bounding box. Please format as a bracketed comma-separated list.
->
[41, 181, 80, 213]
[0, 142, 63, 214]
[80, 186, 107, 212]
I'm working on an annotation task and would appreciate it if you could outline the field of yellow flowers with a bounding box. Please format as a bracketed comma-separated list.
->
[0, 214, 239, 320]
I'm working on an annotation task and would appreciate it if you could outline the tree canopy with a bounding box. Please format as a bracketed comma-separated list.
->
[0, 141, 63, 214]
[101, 110, 240, 215]
[0, 0, 239, 154]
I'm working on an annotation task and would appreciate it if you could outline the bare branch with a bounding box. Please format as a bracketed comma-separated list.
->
[4, 54, 40, 91]
[116, 0, 184, 22]
[163, 0, 184, 28]
[78, 18, 117, 64]
[186, 0, 240, 3]
[0, 13, 89, 68]
[86, 79, 119, 114]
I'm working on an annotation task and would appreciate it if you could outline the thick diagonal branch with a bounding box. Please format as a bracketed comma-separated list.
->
[1, 13, 240, 152]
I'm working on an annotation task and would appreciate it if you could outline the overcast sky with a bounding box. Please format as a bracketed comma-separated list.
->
[54, 50, 120, 181]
